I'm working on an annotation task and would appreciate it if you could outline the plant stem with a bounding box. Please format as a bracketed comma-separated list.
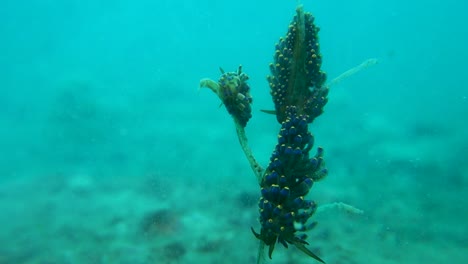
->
[234, 120, 264, 184]
[326, 58, 378, 88]
[316, 202, 364, 215]
[233, 121, 267, 264]
[256, 241, 267, 264]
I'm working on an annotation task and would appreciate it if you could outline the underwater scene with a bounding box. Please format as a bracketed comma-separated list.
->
[1, 0, 467, 263]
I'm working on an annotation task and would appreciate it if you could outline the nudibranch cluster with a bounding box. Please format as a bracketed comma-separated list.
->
[251, 107, 326, 263]
[250, 6, 329, 262]
[200, 4, 329, 263]
[268, 6, 328, 124]
[200, 66, 253, 127]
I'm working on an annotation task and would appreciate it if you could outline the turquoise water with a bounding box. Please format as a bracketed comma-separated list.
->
[1, 0, 466, 263]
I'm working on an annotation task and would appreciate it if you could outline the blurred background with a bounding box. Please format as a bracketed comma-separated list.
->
[0, 0, 466, 263]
